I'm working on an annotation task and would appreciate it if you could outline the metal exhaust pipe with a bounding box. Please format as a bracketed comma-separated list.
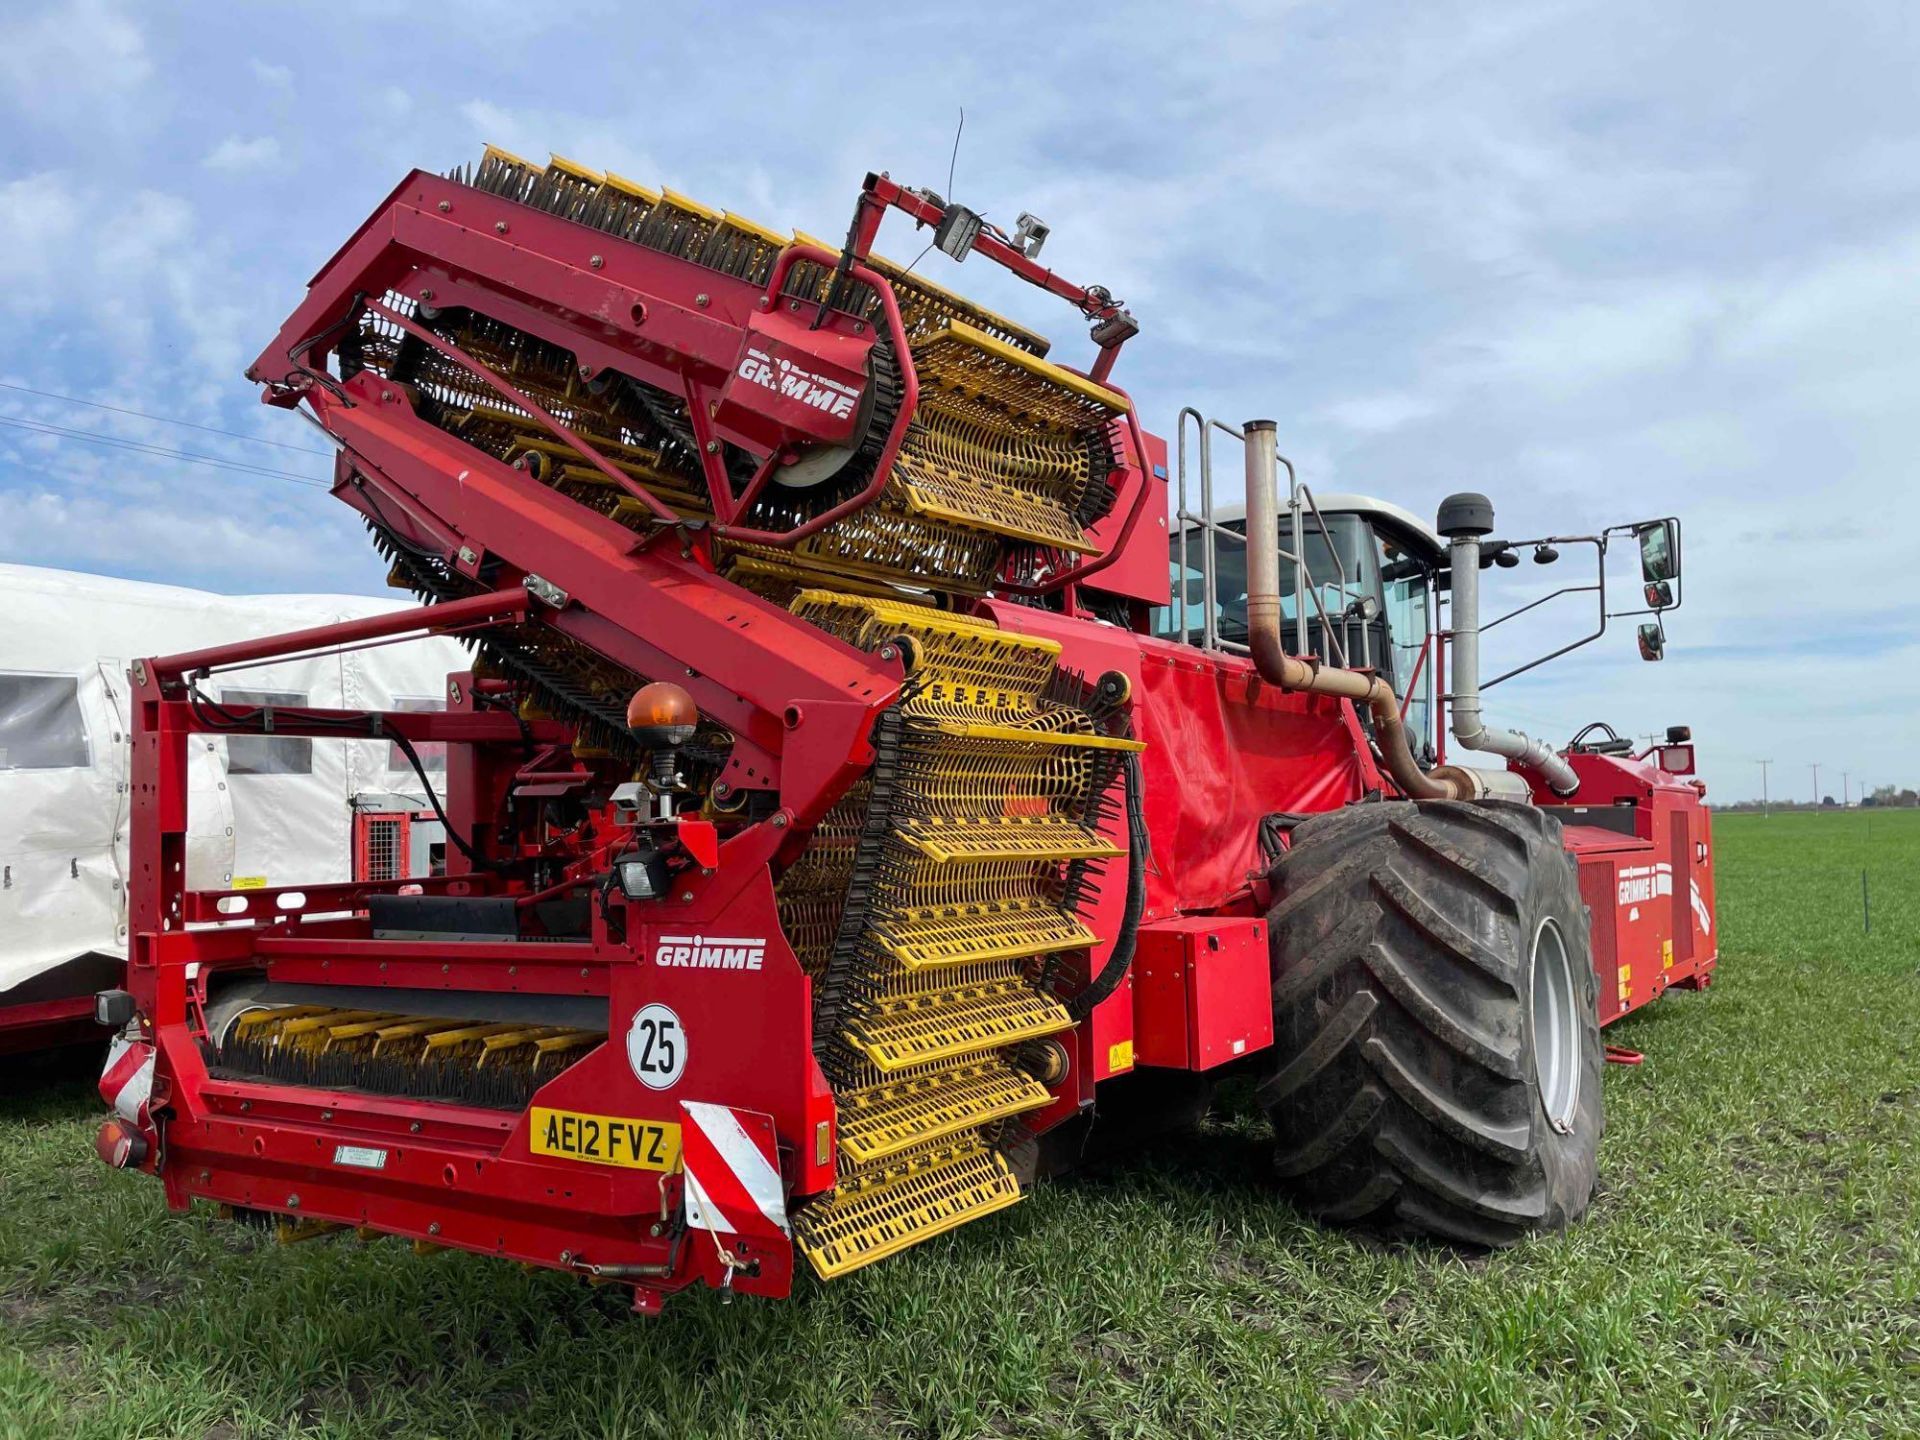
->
[1437, 493, 1580, 796]
[1241, 421, 1463, 802]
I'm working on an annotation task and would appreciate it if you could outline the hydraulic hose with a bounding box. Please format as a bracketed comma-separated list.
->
[1066, 751, 1146, 1022]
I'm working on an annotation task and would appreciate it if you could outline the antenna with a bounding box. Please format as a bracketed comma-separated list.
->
[901, 107, 966, 281]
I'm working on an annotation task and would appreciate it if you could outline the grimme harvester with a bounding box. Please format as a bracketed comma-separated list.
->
[93, 149, 1716, 1310]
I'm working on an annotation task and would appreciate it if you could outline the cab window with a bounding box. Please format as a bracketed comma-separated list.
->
[1380, 543, 1434, 760]
[1157, 515, 1373, 652]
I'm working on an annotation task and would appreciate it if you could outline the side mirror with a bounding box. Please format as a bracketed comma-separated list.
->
[1643, 579, 1673, 609]
[1637, 622, 1665, 662]
[1636, 519, 1679, 585]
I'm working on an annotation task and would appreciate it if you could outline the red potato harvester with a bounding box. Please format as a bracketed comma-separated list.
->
[91, 148, 1713, 1311]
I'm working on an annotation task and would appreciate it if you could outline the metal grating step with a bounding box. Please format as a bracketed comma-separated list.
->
[893, 464, 1098, 552]
[843, 980, 1072, 1071]
[793, 1138, 1023, 1280]
[835, 1059, 1051, 1165]
[872, 899, 1097, 970]
[895, 815, 1122, 864]
[912, 321, 1128, 430]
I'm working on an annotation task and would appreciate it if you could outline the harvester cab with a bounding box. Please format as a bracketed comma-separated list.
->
[1160, 469, 1685, 781]
[93, 151, 1717, 1312]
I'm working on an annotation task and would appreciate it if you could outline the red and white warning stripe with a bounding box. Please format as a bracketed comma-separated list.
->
[99, 1035, 156, 1127]
[1691, 879, 1714, 936]
[679, 1100, 788, 1239]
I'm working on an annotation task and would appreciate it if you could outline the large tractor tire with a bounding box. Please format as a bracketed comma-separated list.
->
[1259, 799, 1602, 1246]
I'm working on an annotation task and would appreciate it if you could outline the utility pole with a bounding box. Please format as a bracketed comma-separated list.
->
[1842, 770, 1851, 808]
[1757, 759, 1772, 817]
[1810, 761, 1821, 807]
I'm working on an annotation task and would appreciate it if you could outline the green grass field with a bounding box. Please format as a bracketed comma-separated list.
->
[3, 809, 1917, 1439]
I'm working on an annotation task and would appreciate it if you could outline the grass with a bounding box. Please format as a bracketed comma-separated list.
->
[3, 809, 1918, 1439]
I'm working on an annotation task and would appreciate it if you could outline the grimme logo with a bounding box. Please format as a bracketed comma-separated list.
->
[736, 346, 860, 420]
[1616, 862, 1674, 906]
[655, 934, 767, 971]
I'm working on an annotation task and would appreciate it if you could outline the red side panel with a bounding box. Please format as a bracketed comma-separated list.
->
[0, 997, 99, 1057]
[1083, 427, 1171, 608]
[988, 608, 1376, 921]
[1133, 646, 1368, 916]
[1551, 747, 1719, 1023]
[1132, 916, 1272, 1070]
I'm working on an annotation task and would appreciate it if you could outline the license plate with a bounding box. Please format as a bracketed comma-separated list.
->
[529, 1106, 681, 1172]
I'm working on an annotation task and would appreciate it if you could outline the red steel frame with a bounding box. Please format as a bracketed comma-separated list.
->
[99, 158, 1719, 1308]
[0, 997, 100, 1058]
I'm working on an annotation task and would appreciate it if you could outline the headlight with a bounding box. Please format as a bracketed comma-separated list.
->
[617, 850, 670, 901]
[94, 989, 136, 1029]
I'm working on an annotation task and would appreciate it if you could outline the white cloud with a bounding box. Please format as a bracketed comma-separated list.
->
[0, 0, 151, 131]
[249, 58, 293, 90]
[0, 173, 82, 304]
[1322, 391, 1443, 435]
[202, 135, 283, 173]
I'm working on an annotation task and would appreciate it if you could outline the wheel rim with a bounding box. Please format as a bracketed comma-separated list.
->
[1530, 917, 1581, 1135]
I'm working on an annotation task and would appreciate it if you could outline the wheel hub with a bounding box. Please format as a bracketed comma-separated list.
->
[1531, 917, 1581, 1135]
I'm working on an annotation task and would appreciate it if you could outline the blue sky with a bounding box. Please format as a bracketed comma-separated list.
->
[2, 1, 1914, 803]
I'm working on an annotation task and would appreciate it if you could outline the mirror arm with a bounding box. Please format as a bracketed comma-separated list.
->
[1481, 582, 1599, 633]
[1480, 549, 1609, 690]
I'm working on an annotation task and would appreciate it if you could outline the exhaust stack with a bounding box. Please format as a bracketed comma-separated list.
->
[1437, 493, 1580, 796]
[1241, 421, 1460, 802]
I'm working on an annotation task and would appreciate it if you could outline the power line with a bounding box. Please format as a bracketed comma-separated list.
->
[0, 414, 330, 489]
[0, 379, 330, 457]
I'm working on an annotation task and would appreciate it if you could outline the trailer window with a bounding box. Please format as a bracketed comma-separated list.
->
[386, 696, 446, 773]
[0, 673, 90, 770]
[221, 689, 313, 776]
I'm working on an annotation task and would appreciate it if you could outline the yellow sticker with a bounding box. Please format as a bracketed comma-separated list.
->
[529, 1107, 681, 1171]
[231, 876, 268, 890]
[1662, 939, 1674, 970]
[1107, 1039, 1135, 1073]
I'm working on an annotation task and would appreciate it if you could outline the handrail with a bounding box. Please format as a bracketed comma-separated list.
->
[1399, 631, 1433, 721]
[1292, 482, 1359, 669]
[1174, 410, 1365, 665]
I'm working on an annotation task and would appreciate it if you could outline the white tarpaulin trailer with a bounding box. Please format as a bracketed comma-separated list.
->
[0, 564, 468, 1041]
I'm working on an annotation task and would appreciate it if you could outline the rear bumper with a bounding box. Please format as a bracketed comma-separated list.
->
[147, 1023, 797, 1302]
